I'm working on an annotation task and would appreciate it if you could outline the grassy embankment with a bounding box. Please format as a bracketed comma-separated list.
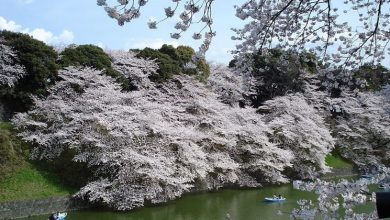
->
[0, 122, 77, 203]
[325, 153, 353, 169]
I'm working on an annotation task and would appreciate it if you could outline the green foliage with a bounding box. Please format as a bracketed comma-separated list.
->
[159, 44, 180, 61]
[59, 44, 133, 90]
[176, 46, 210, 81]
[228, 59, 237, 68]
[246, 49, 318, 107]
[299, 52, 320, 74]
[60, 45, 111, 70]
[137, 47, 181, 82]
[136, 44, 210, 83]
[0, 31, 59, 112]
[319, 64, 390, 98]
[353, 64, 390, 91]
[194, 60, 211, 83]
[42, 148, 92, 188]
[176, 45, 195, 64]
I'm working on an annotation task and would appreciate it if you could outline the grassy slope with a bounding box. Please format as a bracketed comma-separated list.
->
[0, 122, 77, 202]
[325, 154, 353, 169]
[0, 162, 77, 202]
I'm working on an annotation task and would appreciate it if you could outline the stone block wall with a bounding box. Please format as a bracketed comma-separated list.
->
[0, 196, 89, 219]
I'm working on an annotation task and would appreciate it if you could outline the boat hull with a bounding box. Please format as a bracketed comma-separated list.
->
[47, 212, 67, 220]
[264, 198, 286, 202]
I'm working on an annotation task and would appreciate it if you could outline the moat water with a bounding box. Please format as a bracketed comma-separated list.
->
[21, 182, 377, 220]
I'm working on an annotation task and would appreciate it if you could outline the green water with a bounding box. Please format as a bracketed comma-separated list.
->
[21, 184, 376, 220]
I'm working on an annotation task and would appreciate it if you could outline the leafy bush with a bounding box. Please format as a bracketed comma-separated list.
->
[136, 47, 181, 82]
[176, 45, 210, 82]
[0, 31, 59, 112]
[59, 44, 135, 90]
[353, 64, 390, 91]
[318, 64, 390, 98]
[246, 49, 317, 107]
[176, 45, 194, 63]
[136, 45, 210, 83]
[158, 44, 180, 61]
[60, 44, 120, 77]
[194, 59, 210, 82]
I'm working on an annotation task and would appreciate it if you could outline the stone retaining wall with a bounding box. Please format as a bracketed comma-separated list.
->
[0, 196, 89, 220]
[322, 167, 357, 180]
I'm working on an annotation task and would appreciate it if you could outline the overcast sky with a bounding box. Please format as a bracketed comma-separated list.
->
[0, 0, 246, 64]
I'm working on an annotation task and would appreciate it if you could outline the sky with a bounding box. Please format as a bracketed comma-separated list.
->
[0, 0, 246, 64]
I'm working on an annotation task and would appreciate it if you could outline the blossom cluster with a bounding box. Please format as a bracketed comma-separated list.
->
[232, 0, 390, 70]
[0, 39, 26, 87]
[97, 0, 215, 59]
[293, 166, 390, 219]
[327, 86, 390, 169]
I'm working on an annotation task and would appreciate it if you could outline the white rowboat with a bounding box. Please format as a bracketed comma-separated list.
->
[47, 212, 67, 220]
[264, 197, 286, 202]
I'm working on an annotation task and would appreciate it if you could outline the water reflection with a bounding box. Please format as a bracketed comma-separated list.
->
[20, 185, 322, 220]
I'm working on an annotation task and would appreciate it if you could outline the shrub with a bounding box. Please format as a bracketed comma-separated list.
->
[0, 31, 59, 112]
[176, 45, 210, 82]
[176, 45, 195, 64]
[318, 64, 390, 98]
[136, 45, 210, 83]
[59, 44, 133, 90]
[136, 47, 181, 82]
[194, 59, 210, 83]
[353, 64, 390, 91]
[228, 59, 237, 68]
[158, 44, 180, 61]
[247, 49, 317, 107]
[60, 45, 109, 68]
[60, 44, 120, 77]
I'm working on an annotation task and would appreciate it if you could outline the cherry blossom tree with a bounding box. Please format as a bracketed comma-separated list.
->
[98, 0, 390, 68]
[292, 168, 390, 220]
[12, 51, 337, 210]
[326, 86, 390, 170]
[232, 0, 390, 69]
[260, 94, 334, 179]
[12, 53, 291, 209]
[0, 38, 26, 87]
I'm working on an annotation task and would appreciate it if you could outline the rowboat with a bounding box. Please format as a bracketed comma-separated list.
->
[57, 213, 67, 220]
[361, 174, 373, 179]
[264, 197, 286, 202]
[48, 212, 67, 220]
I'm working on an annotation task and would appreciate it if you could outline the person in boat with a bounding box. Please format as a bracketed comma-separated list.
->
[49, 212, 59, 220]
[273, 194, 277, 199]
[49, 214, 56, 220]
[278, 194, 282, 199]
